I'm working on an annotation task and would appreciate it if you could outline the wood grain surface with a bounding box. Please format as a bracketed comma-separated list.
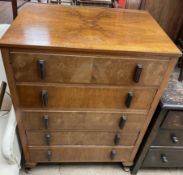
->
[29, 146, 134, 162]
[23, 111, 146, 132]
[0, 4, 181, 57]
[10, 52, 169, 86]
[17, 84, 157, 110]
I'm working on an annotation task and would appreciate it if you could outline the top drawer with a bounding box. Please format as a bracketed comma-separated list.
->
[10, 53, 168, 86]
[161, 111, 183, 130]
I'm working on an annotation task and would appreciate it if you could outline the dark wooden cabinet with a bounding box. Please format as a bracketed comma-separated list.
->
[0, 4, 180, 168]
[131, 70, 183, 174]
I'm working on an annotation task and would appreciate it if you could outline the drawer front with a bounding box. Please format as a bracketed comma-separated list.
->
[11, 53, 168, 86]
[143, 149, 183, 167]
[161, 111, 183, 130]
[29, 146, 133, 162]
[23, 111, 146, 132]
[27, 131, 139, 146]
[17, 85, 156, 110]
[152, 130, 183, 147]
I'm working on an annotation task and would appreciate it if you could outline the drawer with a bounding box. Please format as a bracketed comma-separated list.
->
[10, 53, 168, 86]
[17, 84, 156, 110]
[143, 148, 183, 167]
[23, 111, 146, 132]
[152, 130, 183, 147]
[29, 146, 133, 162]
[27, 131, 139, 146]
[161, 111, 183, 130]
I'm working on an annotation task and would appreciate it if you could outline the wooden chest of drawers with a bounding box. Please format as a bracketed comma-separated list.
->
[0, 4, 181, 168]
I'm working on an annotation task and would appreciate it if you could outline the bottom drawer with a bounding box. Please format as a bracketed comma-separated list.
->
[143, 149, 183, 167]
[29, 146, 133, 162]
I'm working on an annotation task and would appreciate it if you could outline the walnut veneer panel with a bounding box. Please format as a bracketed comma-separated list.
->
[23, 111, 146, 132]
[0, 4, 181, 56]
[27, 131, 139, 146]
[17, 84, 156, 110]
[11, 52, 168, 86]
[29, 146, 133, 162]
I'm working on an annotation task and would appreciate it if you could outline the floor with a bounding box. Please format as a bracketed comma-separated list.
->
[0, 0, 27, 24]
[19, 163, 183, 175]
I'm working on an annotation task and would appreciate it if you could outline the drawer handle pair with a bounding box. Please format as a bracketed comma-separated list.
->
[171, 134, 179, 144]
[41, 90, 48, 107]
[45, 133, 51, 145]
[47, 150, 52, 161]
[119, 115, 127, 129]
[134, 64, 143, 83]
[125, 92, 133, 108]
[110, 149, 117, 160]
[37, 60, 143, 83]
[37, 60, 46, 80]
[43, 114, 49, 129]
[114, 133, 121, 145]
[161, 154, 168, 163]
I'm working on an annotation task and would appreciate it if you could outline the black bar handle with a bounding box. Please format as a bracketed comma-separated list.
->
[114, 133, 121, 145]
[161, 154, 168, 163]
[41, 90, 48, 107]
[43, 114, 49, 129]
[110, 149, 116, 160]
[133, 64, 143, 83]
[125, 92, 133, 108]
[47, 150, 52, 161]
[171, 134, 179, 144]
[45, 133, 51, 145]
[119, 115, 127, 129]
[37, 60, 45, 80]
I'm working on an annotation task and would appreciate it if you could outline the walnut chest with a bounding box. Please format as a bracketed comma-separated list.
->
[0, 3, 181, 168]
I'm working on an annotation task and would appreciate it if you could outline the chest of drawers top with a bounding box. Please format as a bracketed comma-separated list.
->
[0, 3, 181, 57]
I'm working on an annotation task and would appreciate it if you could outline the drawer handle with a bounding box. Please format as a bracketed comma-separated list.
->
[125, 92, 133, 108]
[171, 134, 179, 144]
[41, 90, 48, 107]
[133, 64, 143, 83]
[37, 60, 45, 80]
[45, 133, 51, 145]
[114, 133, 121, 145]
[161, 154, 168, 163]
[119, 115, 127, 129]
[43, 114, 49, 129]
[47, 150, 52, 161]
[110, 149, 116, 160]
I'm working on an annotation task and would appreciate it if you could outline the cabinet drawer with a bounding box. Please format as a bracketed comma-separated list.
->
[11, 53, 168, 86]
[23, 111, 146, 132]
[152, 130, 183, 147]
[27, 131, 139, 146]
[143, 149, 183, 167]
[161, 111, 183, 130]
[29, 146, 133, 162]
[17, 85, 156, 110]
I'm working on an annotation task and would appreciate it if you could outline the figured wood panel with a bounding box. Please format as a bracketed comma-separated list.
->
[23, 111, 146, 132]
[11, 53, 93, 84]
[27, 131, 139, 146]
[17, 84, 157, 110]
[29, 146, 133, 162]
[0, 4, 181, 57]
[161, 111, 183, 130]
[10, 52, 169, 86]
